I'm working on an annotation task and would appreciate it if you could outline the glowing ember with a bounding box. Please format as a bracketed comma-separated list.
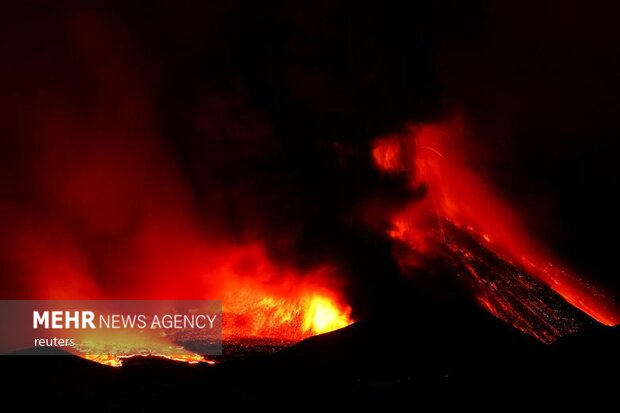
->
[372, 119, 620, 335]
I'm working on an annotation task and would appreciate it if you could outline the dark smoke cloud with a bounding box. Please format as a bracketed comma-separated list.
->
[0, 1, 441, 314]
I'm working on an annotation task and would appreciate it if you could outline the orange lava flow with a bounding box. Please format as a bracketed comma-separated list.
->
[83, 354, 209, 367]
[372, 120, 620, 326]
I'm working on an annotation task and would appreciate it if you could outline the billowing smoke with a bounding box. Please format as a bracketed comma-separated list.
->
[0, 2, 439, 320]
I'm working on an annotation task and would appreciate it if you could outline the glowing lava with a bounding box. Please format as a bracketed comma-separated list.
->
[223, 278, 353, 341]
[74, 287, 352, 367]
[72, 272, 352, 366]
[67, 259, 352, 366]
[372, 119, 620, 334]
[303, 294, 352, 335]
[83, 354, 208, 367]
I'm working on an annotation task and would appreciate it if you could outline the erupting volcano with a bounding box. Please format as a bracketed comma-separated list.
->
[372, 120, 620, 342]
[2, 1, 618, 377]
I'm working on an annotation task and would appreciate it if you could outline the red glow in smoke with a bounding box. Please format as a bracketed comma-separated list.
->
[0, 10, 352, 347]
[372, 119, 620, 326]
